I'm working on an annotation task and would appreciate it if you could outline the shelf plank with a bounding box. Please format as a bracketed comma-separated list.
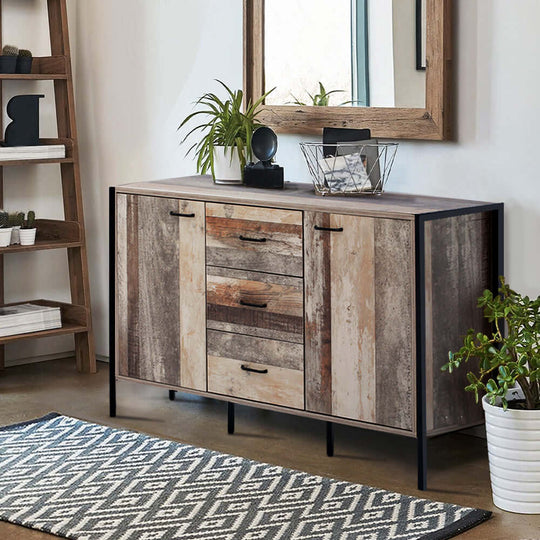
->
[0, 322, 88, 345]
[0, 239, 82, 254]
[0, 139, 74, 167]
[0, 219, 82, 254]
[0, 299, 88, 344]
[0, 73, 68, 80]
[0, 56, 67, 80]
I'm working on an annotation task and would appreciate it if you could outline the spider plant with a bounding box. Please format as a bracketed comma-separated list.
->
[288, 82, 347, 107]
[179, 80, 273, 180]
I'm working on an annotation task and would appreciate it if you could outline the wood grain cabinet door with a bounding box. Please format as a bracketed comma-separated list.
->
[116, 194, 206, 391]
[304, 212, 415, 431]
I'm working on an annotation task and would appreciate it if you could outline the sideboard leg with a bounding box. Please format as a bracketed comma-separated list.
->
[109, 361, 116, 418]
[326, 422, 334, 457]
[417, 433, 427, 490]
[227, 402, 235, 434]
[169, 390, 176, 401]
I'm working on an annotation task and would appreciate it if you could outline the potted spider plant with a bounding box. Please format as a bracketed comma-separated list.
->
[179, 80, 272, 184]
[443, 278, 540, 514]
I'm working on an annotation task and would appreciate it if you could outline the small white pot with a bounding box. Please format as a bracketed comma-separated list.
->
[213, 146, 243, 184]
[19, 228, 36, 246]
[0, 227, 13, 247]
[483, 394, 540, 513]
[10, 225, 21, 245]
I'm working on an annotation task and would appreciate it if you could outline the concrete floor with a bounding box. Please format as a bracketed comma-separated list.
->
[0, 358, 539, 540]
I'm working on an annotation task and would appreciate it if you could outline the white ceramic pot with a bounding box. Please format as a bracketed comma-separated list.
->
[10, 225, 21, 245]
[19, 228, 36, 246]
[213, 146, 243, 184]
[0, 227, 13, 247]
[483, 394, 540, 513]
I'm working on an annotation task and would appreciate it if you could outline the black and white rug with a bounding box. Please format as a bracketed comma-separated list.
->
[0, 414, 490, 540]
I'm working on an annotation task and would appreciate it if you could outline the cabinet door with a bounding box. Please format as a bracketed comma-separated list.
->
[116, 194, 206, 391]
[304, 212, 414, 431]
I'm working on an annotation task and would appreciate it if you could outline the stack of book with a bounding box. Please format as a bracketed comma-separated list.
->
[0, 303, 62, 337]
[0, 145, 66, 161]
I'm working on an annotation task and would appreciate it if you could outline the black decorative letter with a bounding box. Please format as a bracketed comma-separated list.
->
[4, 94, 45, 147]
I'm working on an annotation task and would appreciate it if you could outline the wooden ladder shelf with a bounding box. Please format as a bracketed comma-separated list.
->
[0, 0, 95, 372]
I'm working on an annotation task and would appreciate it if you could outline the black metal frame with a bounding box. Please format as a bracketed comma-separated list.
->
[414, 203, 504, 490]
[108, 186, 504, 491]
[109, 187, 116, 418]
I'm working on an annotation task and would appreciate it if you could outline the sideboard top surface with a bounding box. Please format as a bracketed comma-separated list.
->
[116, 176, 497, 220]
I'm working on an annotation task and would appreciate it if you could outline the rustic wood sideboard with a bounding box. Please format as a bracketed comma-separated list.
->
[109, 176, 503, 490]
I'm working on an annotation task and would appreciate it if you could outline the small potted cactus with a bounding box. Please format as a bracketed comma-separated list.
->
[0, 210, 13, 247]
[0, 45, 18, 74]
[19, 211, 36, 246]
[16, 49, 33, 74]
[8, 211, 25, 245]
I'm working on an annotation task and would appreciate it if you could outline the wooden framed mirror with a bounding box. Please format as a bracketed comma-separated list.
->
[244, 0, 453, 140]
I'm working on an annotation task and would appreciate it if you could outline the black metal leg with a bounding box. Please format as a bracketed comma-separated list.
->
[326, 422, 334, 457]
[109, 187, 116, 418]
[169, 390, 176, 401]
[228, 402, 235, 434]
[417, 433, 427, 490]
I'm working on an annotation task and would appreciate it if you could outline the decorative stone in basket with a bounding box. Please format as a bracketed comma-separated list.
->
[300, 140, 398, 196]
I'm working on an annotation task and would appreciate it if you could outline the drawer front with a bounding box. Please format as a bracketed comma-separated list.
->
[207, 267, 304, 343]
[206, 203, 303, 276]
[207, 330, 304, 409]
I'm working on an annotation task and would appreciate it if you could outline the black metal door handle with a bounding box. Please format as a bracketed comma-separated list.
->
[314, 226, 344, 232]
[239, 235, 267, 243]
[239, 300, 268, 309]
[241, 365, 268, 374]
[170, 211, 195, 218]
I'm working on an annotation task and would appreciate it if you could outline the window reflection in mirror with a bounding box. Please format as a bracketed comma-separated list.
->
[264, 0, 426, 109]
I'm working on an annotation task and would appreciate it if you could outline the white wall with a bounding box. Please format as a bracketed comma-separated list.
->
[6, 0, 540, 362]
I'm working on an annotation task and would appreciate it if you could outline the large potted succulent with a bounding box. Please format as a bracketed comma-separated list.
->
[443, 278, 540, 514]
[179, 80, 272, 184]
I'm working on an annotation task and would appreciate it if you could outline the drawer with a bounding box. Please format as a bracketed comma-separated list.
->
[207, 330, 304, 409]
[206, 203, 303, 276]
[207, 267, 303, 343]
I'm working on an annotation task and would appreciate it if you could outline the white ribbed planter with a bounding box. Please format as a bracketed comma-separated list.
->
[0, 227, 13, 247]
[19, 228, 36, 246]
[483, 395, 540, 514]
[213, 146, 243, 184]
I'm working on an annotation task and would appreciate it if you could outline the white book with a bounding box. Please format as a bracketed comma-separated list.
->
[0, 319, 62, 338]
[0, 303, 61, 330]
[0, 145, 66, 161]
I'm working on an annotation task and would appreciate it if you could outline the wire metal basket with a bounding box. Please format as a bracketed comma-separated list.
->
[299, 141, 398, 196]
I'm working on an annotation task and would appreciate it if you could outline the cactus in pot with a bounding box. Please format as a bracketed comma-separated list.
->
[0, 210, 13, 248]
[19, 211, 37, 246]
[16, 48, 33, 74]
[0, 45, 19, 74]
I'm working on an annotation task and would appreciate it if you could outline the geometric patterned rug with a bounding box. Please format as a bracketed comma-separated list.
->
[0, 414, 491, 540]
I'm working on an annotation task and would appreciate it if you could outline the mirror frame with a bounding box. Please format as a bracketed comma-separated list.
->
[244, 0, 453, 140]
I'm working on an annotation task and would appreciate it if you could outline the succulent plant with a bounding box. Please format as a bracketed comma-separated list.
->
[0, 210, 9, 228]
[2, 45, 19, 57]
[24, 211, 36, 230]
[8, 212, 25, 227]
[18, 49, 32, 58]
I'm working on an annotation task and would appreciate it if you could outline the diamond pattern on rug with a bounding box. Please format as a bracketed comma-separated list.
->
[0, 414, 490, 540]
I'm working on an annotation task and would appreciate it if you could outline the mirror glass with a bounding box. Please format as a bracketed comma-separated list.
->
[264, 0, 426, 108]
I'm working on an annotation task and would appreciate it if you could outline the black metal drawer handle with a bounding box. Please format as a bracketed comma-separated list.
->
[239, 300, 268, 309]
[241, 365, 268, 374]
[314, 226, 344, 232]
[239, 235, 267, 243]
[170, 211, 195, 218]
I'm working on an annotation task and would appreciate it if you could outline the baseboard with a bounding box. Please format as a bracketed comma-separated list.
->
[6, 352, 110, 367]
[5, 351, 76, 367]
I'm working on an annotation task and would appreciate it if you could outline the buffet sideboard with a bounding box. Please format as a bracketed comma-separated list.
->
[109, 176, 503, 490]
